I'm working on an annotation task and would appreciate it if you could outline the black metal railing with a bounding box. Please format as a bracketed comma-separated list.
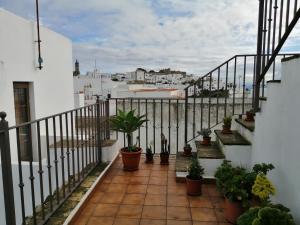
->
[255, 0, 300, 110]
[110, 97, 186, 155]
[0, 97, 110, 225]
[183, 53, 296, 144]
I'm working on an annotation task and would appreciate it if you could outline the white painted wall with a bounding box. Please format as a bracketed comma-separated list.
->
[251, 57, 300, 222]
[0, 9, 74, 161]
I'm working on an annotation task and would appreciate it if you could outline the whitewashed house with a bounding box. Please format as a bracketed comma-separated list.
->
[0, 9, 74, 162]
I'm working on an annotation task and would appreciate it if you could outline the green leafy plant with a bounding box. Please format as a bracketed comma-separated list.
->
[252, 174, 275, 204]
[223, 116, 232, 127]
[237, 207, 260, 225]
[110, 110, 147, 151]
[198, 128, 211, 138]
[252, 163, 275, 175]
[188, 157, 204, 180]
[237, 204, 296, 225]
[146, 146, 153, 155]
[214, 160, 235, 194]
[214, 162, 275, 208]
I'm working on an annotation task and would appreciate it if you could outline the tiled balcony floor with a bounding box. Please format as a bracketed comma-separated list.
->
[71, 154, 230, 225]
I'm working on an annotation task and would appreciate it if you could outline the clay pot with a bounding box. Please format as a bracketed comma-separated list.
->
[222, 125, 232, 134]
[201, 137, 211, 146]
[245, 111, 255, 122]
[183, 146, 192, 156]
[186, 176, 202, 196]
[145, 154, 154, 164]
[224, 198, 245, 224]
[160, 153, 169, 165]
[250, 196, 261, 207]
[120, 147, 142, 171]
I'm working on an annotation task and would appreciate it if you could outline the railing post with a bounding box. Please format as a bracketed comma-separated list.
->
[0, 112, 16, 225]
[105, 94, 111, 140]
[96, 97, 102, 162]
[184, 88, 188, 145]
[255, 0, 265, 111]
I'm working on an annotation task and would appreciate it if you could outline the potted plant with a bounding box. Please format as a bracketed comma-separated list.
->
[183, 144, 192, 156]
[215, 162, 275, 224]
[198, 129, 212, 145]
[160, 133, 170, 165]
[251, 173, 275, 207]
[245, 109, 255, 122]
[237, 204, 296, 225]
[110, 110, 147, 171]
[145, 146, 154, 164]
[186, 157, 204, 196]
[222, 116, 232, 134]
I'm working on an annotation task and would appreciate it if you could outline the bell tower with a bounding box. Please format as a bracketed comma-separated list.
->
[73, 60, 80, 76]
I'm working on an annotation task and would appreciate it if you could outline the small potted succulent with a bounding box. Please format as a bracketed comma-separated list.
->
[183, 144, 192, 156]
[245, 109, 255, 122]
[198, 129, 212, 145]
[110, 110, 147, 171]
[186, 157, 204, 196]
[222, 116, 232, 134]
[160, 133, 170, 165]
[145, 146, 154, 164]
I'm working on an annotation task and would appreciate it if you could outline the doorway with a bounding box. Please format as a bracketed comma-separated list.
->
[13, 82, 31, 161]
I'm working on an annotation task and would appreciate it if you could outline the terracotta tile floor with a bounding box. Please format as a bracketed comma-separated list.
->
[71, 154, 231, 225]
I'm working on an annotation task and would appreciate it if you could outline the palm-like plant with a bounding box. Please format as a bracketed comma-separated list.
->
[110, 110, 147, 151]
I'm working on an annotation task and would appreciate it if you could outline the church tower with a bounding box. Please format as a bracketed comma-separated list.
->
[73, 60, 80, 76]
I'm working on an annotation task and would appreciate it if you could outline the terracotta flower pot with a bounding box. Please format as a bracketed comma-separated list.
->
[160, 153, 169, 165]
[250, 196, 261, 207]
[183, 147, 192, 156]
[224, 197, 245, 223]
[222, 125, 232, 134]
[201, 137, 211, 146]
[186, 176, 202, 196]
[145, 154, 154, 164]
[120, 147, 142, 171]
[245, 111, 255, 122]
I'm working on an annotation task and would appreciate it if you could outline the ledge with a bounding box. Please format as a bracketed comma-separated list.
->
[50, 139, 117, 148]
[259, 97, 267, 101]
[235, 118, 255, 132]
[266, 80, 281, 84]
[281, 54, 300, 62]
[215, 130, 251, 145]
[195, 141, 225, 159]
[175, 152, 197, 172]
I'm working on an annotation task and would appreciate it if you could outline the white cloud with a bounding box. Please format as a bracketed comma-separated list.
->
[0, 0, 299, 74]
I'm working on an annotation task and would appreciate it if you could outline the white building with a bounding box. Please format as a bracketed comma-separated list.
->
[73, 63, 126, 105]
[0, 9, 74, 161]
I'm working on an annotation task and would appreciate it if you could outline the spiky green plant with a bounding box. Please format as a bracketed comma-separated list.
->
[223, 116, 232, 127]
[110, 110, 147, 151]
[188, 157, 204, 180]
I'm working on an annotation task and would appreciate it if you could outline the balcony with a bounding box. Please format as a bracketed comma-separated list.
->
[69, 155, 227, 225]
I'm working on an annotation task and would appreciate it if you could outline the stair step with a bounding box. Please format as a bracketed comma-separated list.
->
[195, 141, 225, 159]
[235, 118, 255, 132]
[175, 152, 197, 172]
[175, 152, 196, 183]
[175, 152, 219, 183]
[214, 130, 251, 145]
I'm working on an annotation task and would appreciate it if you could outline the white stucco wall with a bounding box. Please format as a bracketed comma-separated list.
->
[251, 57, 300, 222]
[0, 9, 74, 161]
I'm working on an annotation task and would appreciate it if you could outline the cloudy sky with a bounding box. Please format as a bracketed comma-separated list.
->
[1, 0, 300, 74]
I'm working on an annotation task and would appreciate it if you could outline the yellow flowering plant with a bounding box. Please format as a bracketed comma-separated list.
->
[252, 174, 276, 204]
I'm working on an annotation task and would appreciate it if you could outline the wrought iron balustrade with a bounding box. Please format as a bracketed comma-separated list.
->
[0, 97, 109, 225]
